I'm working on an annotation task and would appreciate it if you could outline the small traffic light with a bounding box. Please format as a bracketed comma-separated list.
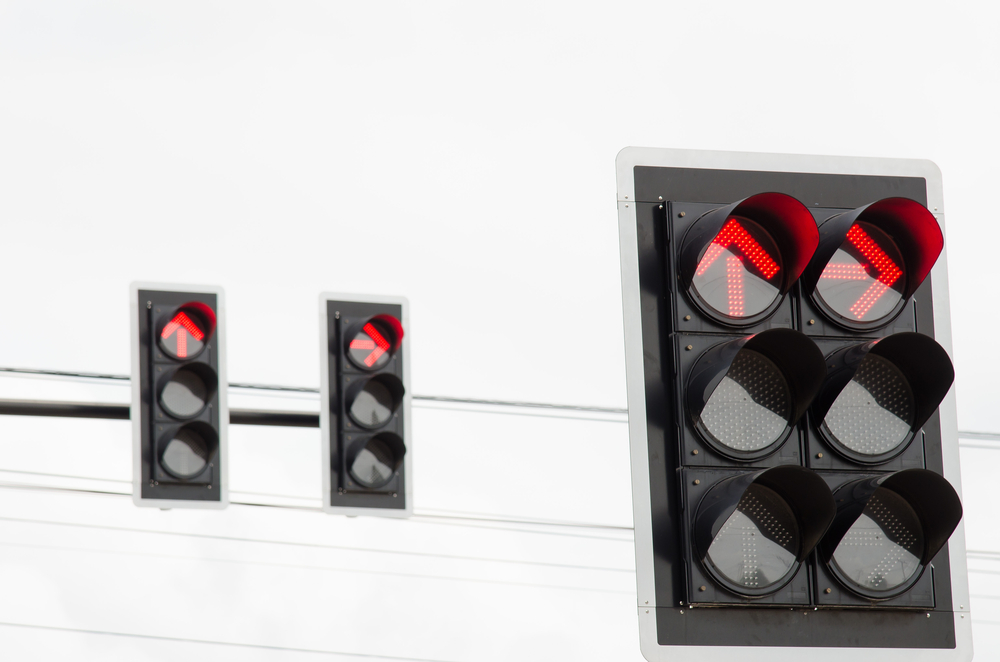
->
[319, 293, 410, 517]
[617, 149, 970, 660]
[130, 283, 227, 508]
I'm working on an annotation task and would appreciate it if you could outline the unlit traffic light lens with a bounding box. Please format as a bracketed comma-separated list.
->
[349, 434, 403, 489]
[348, 375, 403, 429]
[830, 488, 924, 595]
[821, 354, 914, 458]
[160, 426, 211, 479]
[347, 321, 395, 370]
[691, 217, 783, 320]
[705, 484, 800, 591]
[696, 349, 791, 454]
[160, 366, 214, 419]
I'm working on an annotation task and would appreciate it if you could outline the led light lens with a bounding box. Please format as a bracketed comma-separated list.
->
[349, 435, 400, 489]
[160, 427, 210, 479]
[822, 354, 914, 458]
[160, 367, 211, 419]
[691, 217, 783, 320]
[349, 378, 401, 429]
[347, 321, 395, 370]
[697, 349, 791, 453]
[831, 488, 924, 594]
[159, 309, 208, 360]
[706, 484, 800, 590]
[815, 222, 906, 324]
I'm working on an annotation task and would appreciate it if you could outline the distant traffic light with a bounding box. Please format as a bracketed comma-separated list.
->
[617, 148, 970, 660]
[319, 293, 410, 517]
[130, 283, 227, 508]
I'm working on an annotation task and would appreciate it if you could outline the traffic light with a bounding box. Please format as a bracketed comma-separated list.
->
[319, 293, 411, 517]
[130, 283, 228, 508]
[616, 148, 970, 660]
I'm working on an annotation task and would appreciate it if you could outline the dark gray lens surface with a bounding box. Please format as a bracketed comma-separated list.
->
[350, 380, 397, 428]
[832, 488, 923, 593]
[822, 354, 914, 457]
[706, 484, 800, 590]
[699, 350, 791, 452]
[161, 428, 209, 478]
[160, 368, 209, 418]
[350, 437, 396, 488]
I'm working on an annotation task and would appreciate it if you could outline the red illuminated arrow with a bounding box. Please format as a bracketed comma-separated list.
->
[350, 323, 391, 367]
[161, 312, 205, 359]
[819, 224, 903, 319]
[696, 219, 780, 280]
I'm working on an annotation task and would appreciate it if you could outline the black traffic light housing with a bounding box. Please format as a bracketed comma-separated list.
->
[319, 293, 411, 517]
[130, 283, 227, 508]
[617, 149, 969, 659]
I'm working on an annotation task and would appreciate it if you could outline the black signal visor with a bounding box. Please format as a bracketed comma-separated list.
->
[694, 466, 835, 597]
[813, 333, 954, 464]
[819, 469, 962, 600]
[680, 193, 819, 325]
[687, 329, 825, 461]
[803, 197, 943, 330]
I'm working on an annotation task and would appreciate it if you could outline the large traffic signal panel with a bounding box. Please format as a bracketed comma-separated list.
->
[616, 149, 970, 661]
[130, 283, 228, 508]
[319, 293, 411, 517]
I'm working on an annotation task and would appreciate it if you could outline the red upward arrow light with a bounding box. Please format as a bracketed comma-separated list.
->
[161, 311, 205, 359]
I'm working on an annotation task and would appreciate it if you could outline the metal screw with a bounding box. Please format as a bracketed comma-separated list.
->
[153, 481, 159, 486]
[645, 601, 649, 605]
[685, 344, 693, 351]
[816, 453, 824, 459]
[824, 588, 832, 594]
[808, 319, 815, 325]
[207, 485, 212, 489]
[679, 211, 686, 217]
[658, 196, 663, 201]
[679, 610, 684, 614]
[625, 195, 629, 199]
[335, 311, 341, 319]
[645, 610, 649, 614]
[926, 613, 931, 618]
[209, 463, 214, 468]
[659, 205, 663, 210]
[392, 493, 398, 498]
[625, 204, 629, 208]
[684, 315, 691, 321]
[693, 479, 700, 485]
[146, 301, 152, 309]
[699, 586, 706, 592]
[691, 449, 699, 455]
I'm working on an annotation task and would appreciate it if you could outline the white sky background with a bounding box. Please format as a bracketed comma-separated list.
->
[0, 1, 998, 660]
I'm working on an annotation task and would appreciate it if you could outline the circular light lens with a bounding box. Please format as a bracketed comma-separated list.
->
[690, 216, 783, 321]
[349, 435, 401, 489]
[160, 427, 211, 479]
[705, 484, 800, 591]
[349, 378, 401, 429]
[696, 349, 791, 454]
[346, 320, 396, 371]
[160, 367, 212, 419]
[821, 354, 914, 459]
[831, 488, 924, 595]
[815, 222, 906, 325]
[159, 308, 210, 360]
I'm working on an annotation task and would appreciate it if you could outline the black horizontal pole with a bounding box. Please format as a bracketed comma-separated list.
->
[0, 399, 319, 428]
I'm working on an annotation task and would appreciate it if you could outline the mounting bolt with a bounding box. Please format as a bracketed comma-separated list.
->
[816, 453, 824, 459]
[335, 311, 341, 319]
[824, 588, 832, 594]
[679, 211, 686, 217]
[146, 301, 152, 309]
[691, 449, 699, 455]
[207, 485, 212, 489]
[659, 205, 663, 210]
[625, 203, 629, 208]
[658, 196, 663, 200]
[685, 344, 693, 351]
[679, 610, 684, 614]
[684, 315, 691, 321]
[699, 586, 706, 592]
[693, 479, 700, 485]
[808, 319, 815, 325]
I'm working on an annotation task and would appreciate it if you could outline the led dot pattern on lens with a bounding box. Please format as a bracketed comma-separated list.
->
[706, 484, 799, 590]
[698, 350, 791, 452]
[823, 354, 914, 457]
[831, 489, 923, 593]
[350, 437, 396, 489]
